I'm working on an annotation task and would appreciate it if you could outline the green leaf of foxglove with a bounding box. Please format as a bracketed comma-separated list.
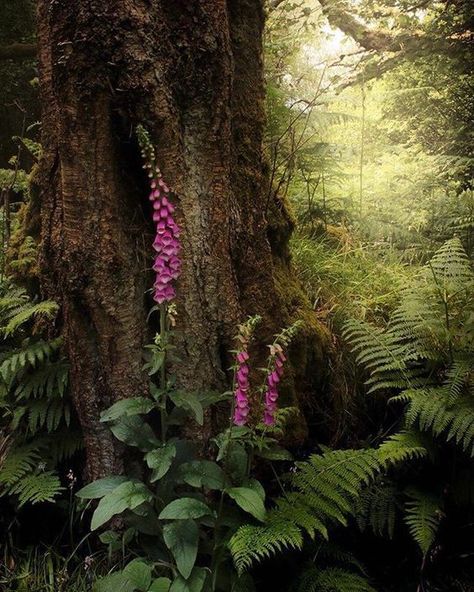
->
[145, 443, 176, 482]
[177, 460, 227, 490]
[169, 392, 204, 426]
[169, 567, 207, 592]
[159, 498, 213, 521]
[110, 416, 159, 451]
[93, 572, 135, 592]
[77, 476, 128, 499]
[100, 398, 155, 422]
[163, 519, 198, 579]
[123, 560, 152, 591]
[91, 481, 153, 530]
[226, 487, 266, 522]
[149, 579, 171, 592]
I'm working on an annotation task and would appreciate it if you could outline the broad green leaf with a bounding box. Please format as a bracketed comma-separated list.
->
[149, 579, 171, 592]
[150, 383, 164, 402]
[226, 487, 266, 522]
[163, 520, 198, 579]
[257, 446, 293, 461]
[214, 428, 251, 461]
[93, 572, 135, 592]
[169, 392, 204, 425]
[196, 391, 231, 409]
[145, 443, 176, 482]
[123, 560, 152, 591]
[243, 479, 265, 501]
[100, 398, 155, 422]
[159, 498, 213, 521]
[169, 567, 207, 592]
[91, 481, 153, 530]
[110, 416, 159, 450]
[143, 349, 165, 376]
[178, 460, 227, 490]
[99, 530, 120, 545]
[77, 476, 128, 499]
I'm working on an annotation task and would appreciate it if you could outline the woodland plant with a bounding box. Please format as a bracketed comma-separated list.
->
[229, 238, 474, 590]
[0, 281, 77, 508]
[78, 130, 301, 592]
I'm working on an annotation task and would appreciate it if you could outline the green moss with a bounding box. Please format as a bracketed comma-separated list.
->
[266, 191, 330, 444]
[266, 190, 296, 260]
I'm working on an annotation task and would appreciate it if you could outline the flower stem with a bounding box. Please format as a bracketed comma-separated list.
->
[160, 304, 168, 443]
[211, 372, 237, 591]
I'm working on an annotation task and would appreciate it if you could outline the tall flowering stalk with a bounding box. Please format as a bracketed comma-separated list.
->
[138, 125, 181, 441]
[262, 321, 302, 427]
[263, 344, 287, 426]
[234, 349, 250, 426]
[232, 317, 261, 427]
[137, 125, 181, 305]
[230, 318, 300, 427]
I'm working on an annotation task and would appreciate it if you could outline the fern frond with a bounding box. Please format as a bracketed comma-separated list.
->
[9, 471, 63, 505]
[0, 445, 42, 486]
[0, 286, 29, 324]
[15, 359, 69, 400]
[377, 430, 429, 466]
[4, 301, 59, 336]
[296, 566, 377, 592]
[229, 517, 304, 573]
[0, 338, 62, 386]
[230, 449, 380, 572]
[26, 398, 71, 434]
[402, 389, 474, 456]
[343, 319, 424, 393]
[428, 238, 474, 286]
[46, 430, 84, 462]
[445, 357, 473, 402]
[355, 481, 399, 539]
[404, 489, 443, 555]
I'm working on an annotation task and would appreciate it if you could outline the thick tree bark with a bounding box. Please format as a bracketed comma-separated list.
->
[37, 0, 327, 479]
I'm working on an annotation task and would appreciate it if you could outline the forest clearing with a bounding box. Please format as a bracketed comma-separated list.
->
[0, 1, 473, 591]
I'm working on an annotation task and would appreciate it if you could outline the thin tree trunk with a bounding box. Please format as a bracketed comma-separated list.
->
[36, 0, 327, 479]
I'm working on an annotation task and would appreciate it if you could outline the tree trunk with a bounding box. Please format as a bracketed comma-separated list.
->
[36, 0, 328, 480]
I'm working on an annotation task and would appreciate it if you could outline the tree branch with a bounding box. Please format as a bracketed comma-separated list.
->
[0, 43, 37, 60]
[318, 0, 424, 52]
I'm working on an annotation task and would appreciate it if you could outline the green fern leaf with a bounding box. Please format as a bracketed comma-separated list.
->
[404, 489, 443, 555]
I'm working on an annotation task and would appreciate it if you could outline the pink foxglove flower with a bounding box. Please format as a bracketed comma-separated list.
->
[138, 126, 181, 304]
[263, 345, 287, 426]
[234, 350, 250, 426]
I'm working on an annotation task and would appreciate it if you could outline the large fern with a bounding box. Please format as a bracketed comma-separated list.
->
[230, 240, 473, 574]
[343, 238, 473, 555]
[0, 282, 78, 506]
[230, 435, 428, 572]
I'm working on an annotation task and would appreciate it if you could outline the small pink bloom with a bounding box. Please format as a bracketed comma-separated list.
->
[237, 351, 250, 364]
[263, 412, 275, 426]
